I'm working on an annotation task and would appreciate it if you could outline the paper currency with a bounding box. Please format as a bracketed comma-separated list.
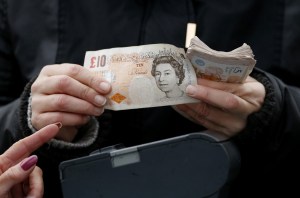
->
[186, 36, 256, 83]
[84, 44, 198, 111]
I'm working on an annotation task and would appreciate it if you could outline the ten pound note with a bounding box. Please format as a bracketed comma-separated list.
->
[84, 44, 198, 110]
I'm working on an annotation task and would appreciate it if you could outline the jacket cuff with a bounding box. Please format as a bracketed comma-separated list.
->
[234, 68, 276, 148]
[48, 117, 99, 149]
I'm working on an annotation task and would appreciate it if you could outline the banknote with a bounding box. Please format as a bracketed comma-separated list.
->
[186, 36, 256, 83]
[83, 44, 198, 111]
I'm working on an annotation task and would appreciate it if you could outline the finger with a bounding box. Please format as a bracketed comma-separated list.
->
[32, 94, 104, 116]
[197, 78, 240, 93]
[0, 155, 38, 196]
[39, 64, 111, 94]
[176, 103, 245, 136]
[176, 103, 221, 125]
[198, 77, 263, 101]
[186, 84, 244, 114]
[0, 123, 61, 171]
[32, 75, 107, 107]
[32, 112, 90, 131]
[11, 184, 23, 198]
[178, 102, 239, 125]
[176, 104, 232, 135]
[54, 126, 80, 142]
[25, 167, 44, 198]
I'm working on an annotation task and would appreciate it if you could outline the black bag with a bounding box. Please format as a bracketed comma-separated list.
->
[59, 131, 240, 198]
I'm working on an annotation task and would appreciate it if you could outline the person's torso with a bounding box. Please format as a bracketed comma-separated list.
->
[6, 0, 299, 144]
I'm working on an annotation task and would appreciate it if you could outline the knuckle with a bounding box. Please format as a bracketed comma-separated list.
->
[31, 113, 46, 130]
[31, 81, 39, 93]
[200, 88, 209, 99]
[57, 75, 71, 90]
[1, 155, 13, 170]
[40, 65, 51, 73]
[89, 75, 98, 88]
[30, 96, 41, 110]
[7, 168, 20, 181]
[54, 95, 68, 109]
[31, 112, 39, 124]
[66, 64, 82, 77]
[224, 95, 239, 110]
[49, 112, 64, 124]
[80, 87, 91, 99]
[55, 113, 64, 122]
[196, 102, 210, 117]
[78, 115, 90, 125]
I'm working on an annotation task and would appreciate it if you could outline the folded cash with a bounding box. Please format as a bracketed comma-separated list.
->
[186, 36, 256, 83]
[83, 44, 198, 111]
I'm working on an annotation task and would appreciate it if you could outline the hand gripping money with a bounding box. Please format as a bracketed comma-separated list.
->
[174, 36, 265, 137]
[30, 64, 111, 142]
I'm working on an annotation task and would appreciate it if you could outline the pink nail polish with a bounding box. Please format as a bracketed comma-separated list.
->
[54, 122, 63, 128]
[20, 155, 38, 171]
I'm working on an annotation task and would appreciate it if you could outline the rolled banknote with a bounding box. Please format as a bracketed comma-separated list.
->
[84, 44, 198, 110]
[186, 36, 256, 83]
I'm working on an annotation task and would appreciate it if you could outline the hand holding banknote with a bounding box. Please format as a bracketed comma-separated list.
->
[175, 36, 266, 137]
[30, 64, 111, 142]
[174, 76, 265, 137]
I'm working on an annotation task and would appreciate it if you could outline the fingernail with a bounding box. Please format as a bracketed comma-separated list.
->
[99, 82, 110, 92]
[54, 122, 63, 128]
[95, 95, 107, 106]
[20, 155, 38, 171]
[94, 107, 104, 115]
[186, 85, 196, 96]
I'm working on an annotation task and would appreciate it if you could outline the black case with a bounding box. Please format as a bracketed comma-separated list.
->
[59, 132, 240, 198]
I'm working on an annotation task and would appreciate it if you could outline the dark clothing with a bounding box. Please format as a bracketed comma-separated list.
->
[0, 0, 300, 197]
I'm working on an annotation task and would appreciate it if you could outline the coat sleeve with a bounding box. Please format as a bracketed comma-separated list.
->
[235, 67, 300, 154]
[0, 0, 25, 153]
[234, 0, 300, 154]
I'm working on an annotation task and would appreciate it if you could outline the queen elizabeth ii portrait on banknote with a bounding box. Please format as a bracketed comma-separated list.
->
[151, 55, 185, 100]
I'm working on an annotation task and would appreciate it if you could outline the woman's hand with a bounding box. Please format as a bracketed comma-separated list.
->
[0, 123, 61, 198]
[175, 76, 265, 137]
[31, 64, 111, 142]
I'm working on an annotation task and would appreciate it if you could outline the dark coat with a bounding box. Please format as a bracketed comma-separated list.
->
[1, 0, 300, 197]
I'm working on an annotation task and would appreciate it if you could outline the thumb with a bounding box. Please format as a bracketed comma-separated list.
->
[0, 155, 38, 196]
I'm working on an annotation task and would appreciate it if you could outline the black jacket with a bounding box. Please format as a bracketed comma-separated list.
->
[1, 0, 300, 197]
